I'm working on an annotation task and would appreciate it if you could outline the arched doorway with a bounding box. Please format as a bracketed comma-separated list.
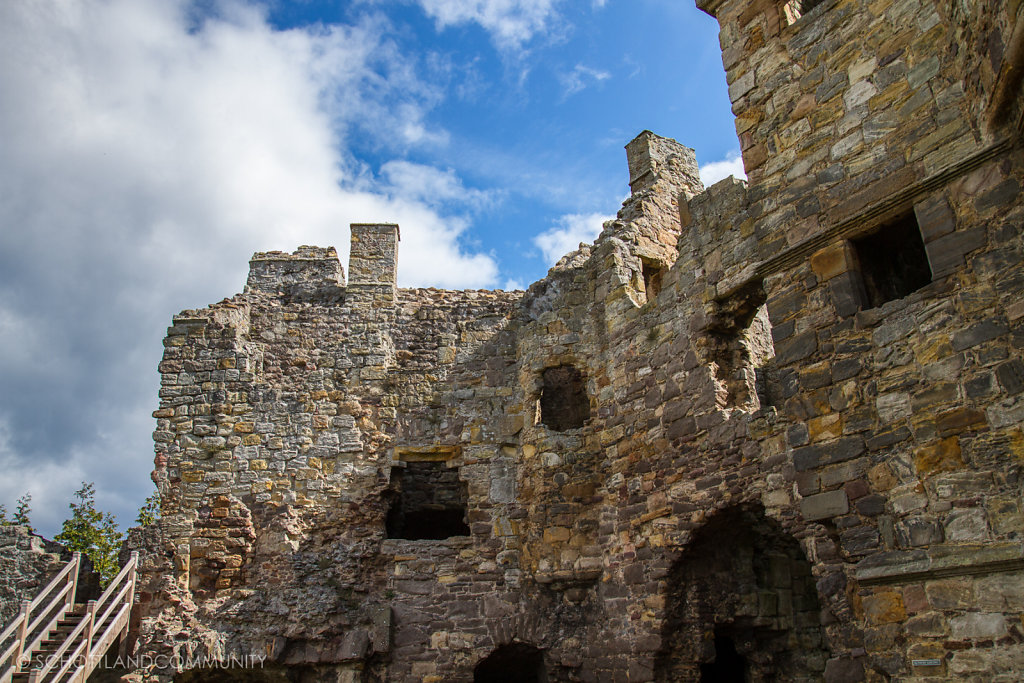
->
[655, 504, 829, 681]
[474, 642, 546, 683]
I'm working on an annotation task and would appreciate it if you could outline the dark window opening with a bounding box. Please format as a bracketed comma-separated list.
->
[474, 642, 546, 683]
[703, 282, 775, 410]
[851, 213, 931, 308]
[700, 634, 748, 683]
[539, 365, 590, 431]
[386, 461, 469, 540]
[642, 258, 665, 302]
[792, 0, 825, 13]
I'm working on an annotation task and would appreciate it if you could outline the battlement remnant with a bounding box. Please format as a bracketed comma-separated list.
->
[245, 245, 345, 300]
[625, 129, 701, 196]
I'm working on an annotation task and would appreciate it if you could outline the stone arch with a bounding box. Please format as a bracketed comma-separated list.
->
[654, 504, 829, 681]
[474, 641, 546, 682]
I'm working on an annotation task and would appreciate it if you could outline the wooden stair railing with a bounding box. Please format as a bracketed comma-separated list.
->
[0, 551, 138, 683]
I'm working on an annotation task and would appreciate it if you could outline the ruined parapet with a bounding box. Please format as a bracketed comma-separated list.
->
[245, 246, 345, 301]
[681, 176, 755, 298]
[625, 130, 704, 199]
[0, 526, 99, 625]
[582, 132, 706, 314]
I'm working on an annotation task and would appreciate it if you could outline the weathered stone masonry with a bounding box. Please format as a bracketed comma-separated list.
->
[129, 0, 1024, 679]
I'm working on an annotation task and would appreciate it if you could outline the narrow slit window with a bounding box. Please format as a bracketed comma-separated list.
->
[642, 259, 665, 302]
[386, 461, 470, 540]
[851, 213, 931, 308]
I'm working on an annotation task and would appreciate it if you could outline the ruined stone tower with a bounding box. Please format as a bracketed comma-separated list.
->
[128, 0, 1024, 679]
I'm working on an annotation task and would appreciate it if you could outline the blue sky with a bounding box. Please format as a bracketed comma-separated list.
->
[0, 0, 742, 536]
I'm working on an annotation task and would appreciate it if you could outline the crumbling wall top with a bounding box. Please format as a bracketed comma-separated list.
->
[625, 130, 702, 198]
[245, 245, 345, 300]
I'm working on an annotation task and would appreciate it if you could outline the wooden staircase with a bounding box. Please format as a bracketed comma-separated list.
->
[0, 552, 138, 683]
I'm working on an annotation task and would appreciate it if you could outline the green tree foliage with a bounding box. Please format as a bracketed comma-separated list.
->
[13, 492, 33, 531]
[0, 493, 33, 530]
[136, 491, 161, 526]
[55, 482, 124, 586]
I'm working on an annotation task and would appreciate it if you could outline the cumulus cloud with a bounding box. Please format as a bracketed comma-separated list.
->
[699, 150, 748, 186]
[0, 0, 500, 534]
[557, 63, 611, 98]
[533, 212, 612, 265]
[381, 160, 498, 210]
[415, 0, 562, 51]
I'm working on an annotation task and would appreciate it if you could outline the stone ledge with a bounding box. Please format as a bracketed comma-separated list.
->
[855, 542, 1024, 585]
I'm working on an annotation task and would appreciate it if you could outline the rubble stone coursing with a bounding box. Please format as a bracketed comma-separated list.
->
[128, 0, 1024, 679]
[0, 525, 99, 626]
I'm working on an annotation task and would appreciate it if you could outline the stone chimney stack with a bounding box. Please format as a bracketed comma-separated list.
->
[348, 223, 400, 303]
[625, 130, 703, 199]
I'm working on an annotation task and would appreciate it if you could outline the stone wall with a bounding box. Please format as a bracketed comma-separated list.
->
[0, 526, 99, 628]
[129, 0, 1024, 679]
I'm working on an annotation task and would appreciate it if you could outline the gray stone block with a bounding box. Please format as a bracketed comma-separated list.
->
[801, 490, 850, 521]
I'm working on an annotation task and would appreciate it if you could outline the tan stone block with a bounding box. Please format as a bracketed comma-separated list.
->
[182, 471, 205, 483]
[914, 337, 953, 365]
[863, 591, 906, 625]
[808, 413, 843, 442]
[243, 434, 261, 446]
[234, 421, 255, 433]
[914, 436, 964, 476]
[543, 526, 572, 543]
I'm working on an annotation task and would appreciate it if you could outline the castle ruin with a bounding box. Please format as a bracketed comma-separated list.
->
[127, 0, 1024, 679]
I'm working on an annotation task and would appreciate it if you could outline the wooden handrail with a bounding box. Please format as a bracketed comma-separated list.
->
[1, 551, 139, 683]
[0, 551, 80, 681]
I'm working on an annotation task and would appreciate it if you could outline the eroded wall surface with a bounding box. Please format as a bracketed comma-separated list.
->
[130, 0, 1024, 679]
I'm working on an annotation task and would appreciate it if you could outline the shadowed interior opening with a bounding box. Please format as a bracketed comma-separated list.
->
[386, 461, 470, 540]
[851, 213, 931, 308]
[474, 642, 546, 683]
[699, 633, 748, 682]
[539, 365, 590, 431]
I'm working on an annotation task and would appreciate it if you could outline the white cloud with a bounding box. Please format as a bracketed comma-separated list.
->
[381, 160, 498, 210]
[699, 150, 748, 186]
[533, 212, 612, 265]
[415, 0, 561, 51]
[557, 63, 611, 98]
[503, 278, 527, 291]
[0, 0, 501, 535]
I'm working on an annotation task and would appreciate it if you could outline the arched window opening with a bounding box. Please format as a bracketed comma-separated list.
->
[654, 505, 829, 681]
[474, 642, 546, 683]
